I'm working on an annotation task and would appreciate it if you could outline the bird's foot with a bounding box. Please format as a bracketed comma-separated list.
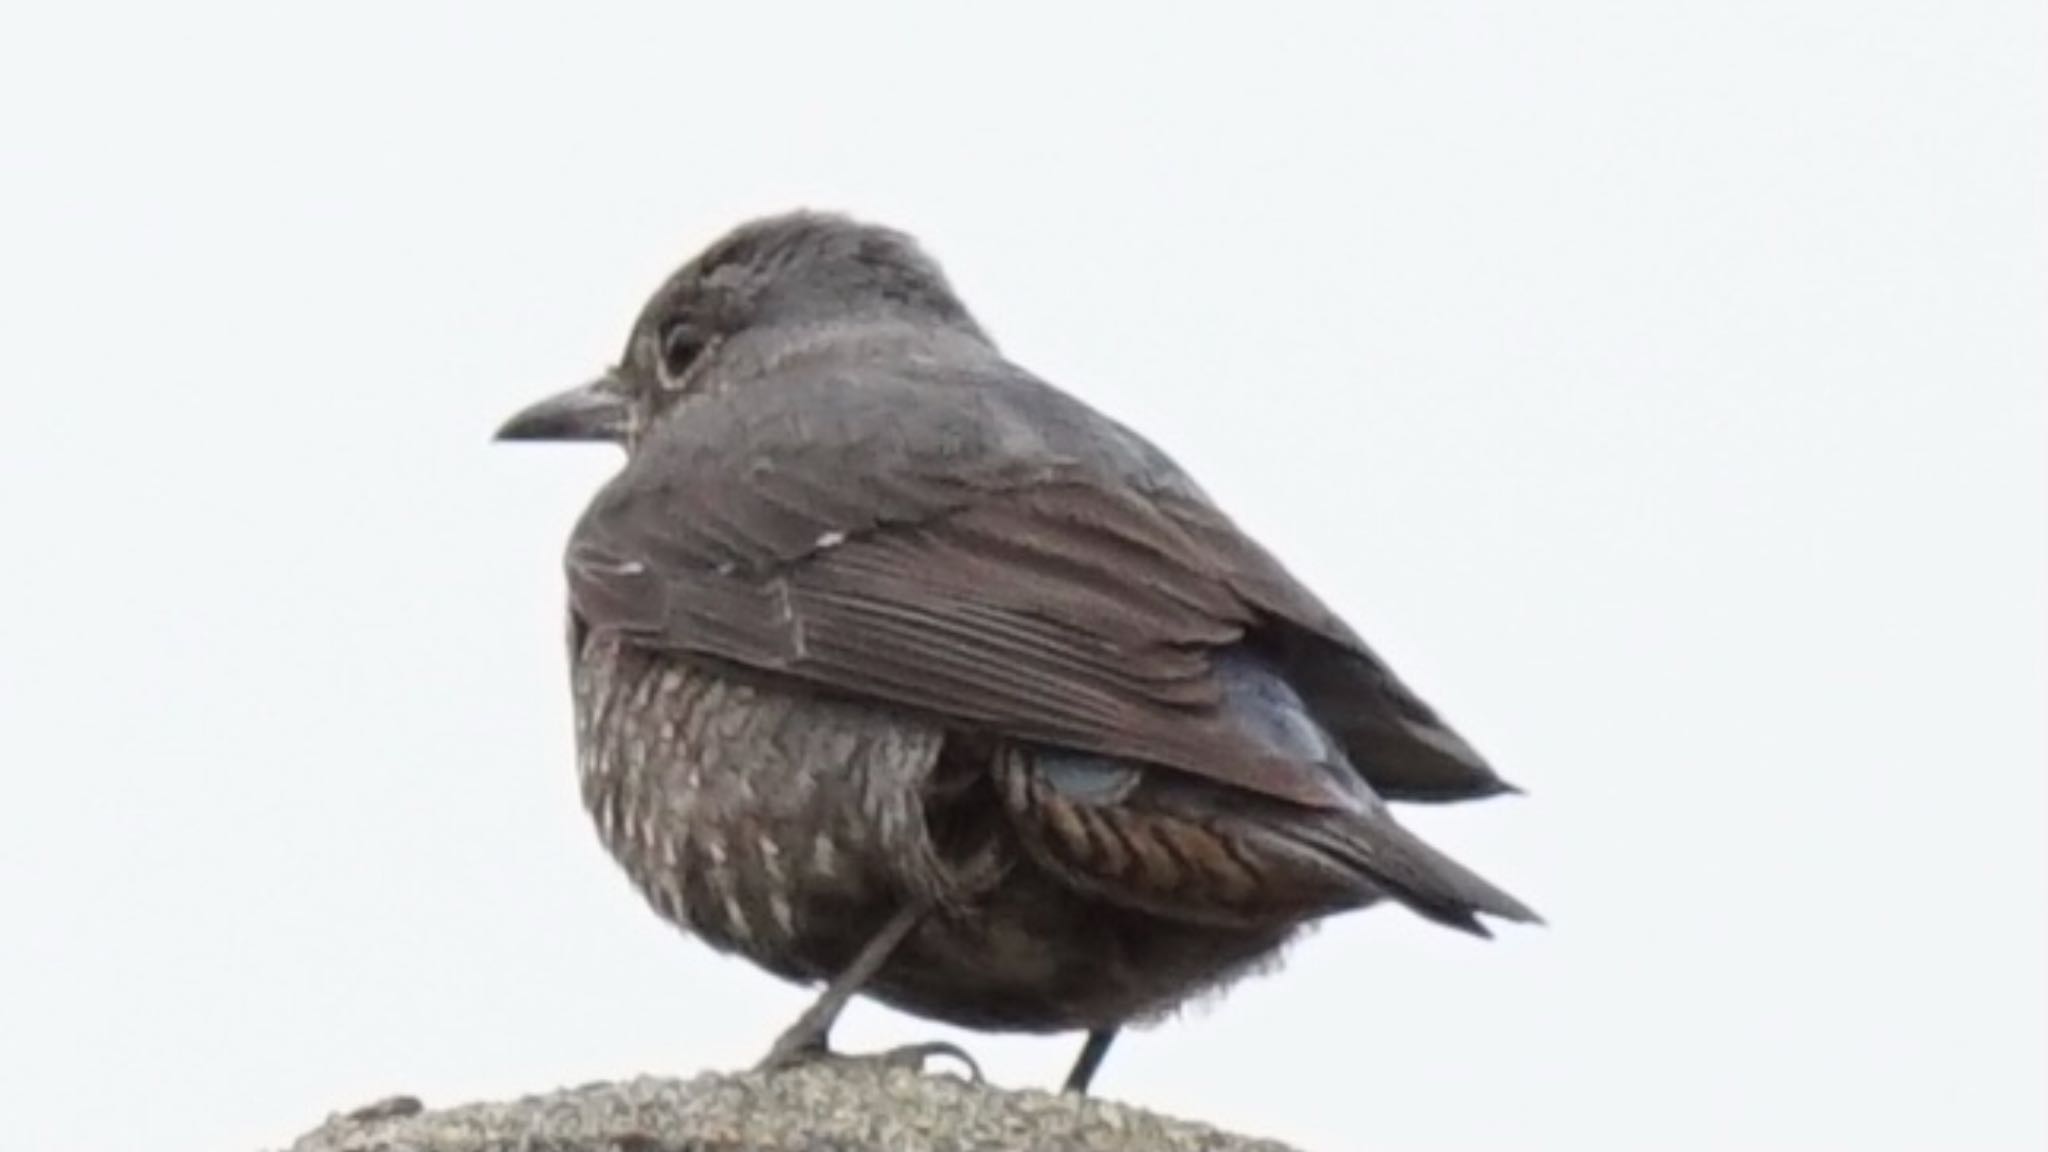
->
[755, 1036, 983, 1082]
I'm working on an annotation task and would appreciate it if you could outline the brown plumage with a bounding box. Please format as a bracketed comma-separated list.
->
[497, 211, 1539, 1092]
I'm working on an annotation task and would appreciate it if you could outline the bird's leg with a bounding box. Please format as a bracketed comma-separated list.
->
[1062, 1027, 1119, 1095]
[755, 903, 982, 1081]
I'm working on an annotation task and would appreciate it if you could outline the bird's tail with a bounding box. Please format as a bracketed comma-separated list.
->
[1306, 806, 1542, 938]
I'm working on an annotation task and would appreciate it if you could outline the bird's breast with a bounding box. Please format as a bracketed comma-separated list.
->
[566, 625, 944, 978]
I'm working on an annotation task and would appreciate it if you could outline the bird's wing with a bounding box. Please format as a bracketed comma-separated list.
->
[567, 358, 1502, 808]
[1144, 495, 1510, 801]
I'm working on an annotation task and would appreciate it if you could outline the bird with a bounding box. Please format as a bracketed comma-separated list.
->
[495, 210, 1539, 1094]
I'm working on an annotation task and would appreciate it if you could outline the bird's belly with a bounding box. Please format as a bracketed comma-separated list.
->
[866, 867, 1302, 1032]
[585, 770, 887, 985]
[570, 631, 1303, 1032]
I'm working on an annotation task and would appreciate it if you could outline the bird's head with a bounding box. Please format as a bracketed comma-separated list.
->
[494, 210, 983, 451]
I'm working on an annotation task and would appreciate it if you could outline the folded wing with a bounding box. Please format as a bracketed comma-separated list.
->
[567, 353, 1510, 809]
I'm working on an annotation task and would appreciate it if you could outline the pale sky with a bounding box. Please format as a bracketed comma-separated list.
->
[2, 4, 2042, 1151]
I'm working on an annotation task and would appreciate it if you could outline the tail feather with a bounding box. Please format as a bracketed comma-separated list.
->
[1308, 806, 1542, 937]
[1206, 646, 1539, 936]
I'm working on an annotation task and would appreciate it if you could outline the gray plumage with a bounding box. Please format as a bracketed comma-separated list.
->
[497, 211, 1538, 1090]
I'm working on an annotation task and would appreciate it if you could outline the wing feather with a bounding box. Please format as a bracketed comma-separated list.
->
[565, 355, 1508, 808]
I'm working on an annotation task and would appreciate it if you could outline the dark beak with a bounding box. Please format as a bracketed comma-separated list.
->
[494, 374, 631, 443]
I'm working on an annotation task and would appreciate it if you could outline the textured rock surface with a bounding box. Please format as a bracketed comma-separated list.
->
[283, 1064, 1304, 1152]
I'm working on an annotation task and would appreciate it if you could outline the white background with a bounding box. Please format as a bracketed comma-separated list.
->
[2, 4, 2041, 1150]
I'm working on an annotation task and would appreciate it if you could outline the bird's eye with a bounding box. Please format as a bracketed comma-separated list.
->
[657, 322, 708, 389]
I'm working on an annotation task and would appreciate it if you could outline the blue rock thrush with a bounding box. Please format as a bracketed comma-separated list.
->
[496, 211, 1539, 1094]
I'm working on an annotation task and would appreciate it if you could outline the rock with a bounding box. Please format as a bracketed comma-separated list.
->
[284, 1063, 1303, 1152]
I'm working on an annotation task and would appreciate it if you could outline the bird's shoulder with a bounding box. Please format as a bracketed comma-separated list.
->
[574, 323, 1231, 571]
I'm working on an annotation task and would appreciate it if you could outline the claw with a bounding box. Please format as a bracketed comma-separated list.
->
[755, 1038, 984, 1083]
[874, 1040, 983, 1082]
[754, 1028, 828, 1074]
